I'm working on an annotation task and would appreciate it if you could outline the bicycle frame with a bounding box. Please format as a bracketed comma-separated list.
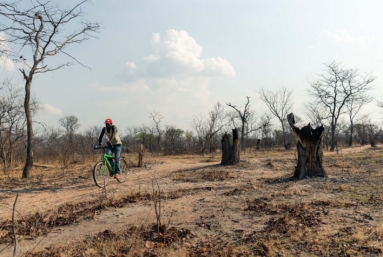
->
[102, 153, 116, 174]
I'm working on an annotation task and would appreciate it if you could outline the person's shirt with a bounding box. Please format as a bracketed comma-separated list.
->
[98, 125, 122, 145]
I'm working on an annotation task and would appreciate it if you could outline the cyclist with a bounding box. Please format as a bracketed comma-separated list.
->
[98, 118, 122, 179]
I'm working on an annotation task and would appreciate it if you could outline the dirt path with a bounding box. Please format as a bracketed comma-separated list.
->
[0, 160, 213, 221]
[1, 148, 382, 256]
[0, 159, 235, 255]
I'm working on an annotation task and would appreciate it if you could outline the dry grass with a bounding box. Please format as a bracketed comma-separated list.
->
[2, 145, 383, 256]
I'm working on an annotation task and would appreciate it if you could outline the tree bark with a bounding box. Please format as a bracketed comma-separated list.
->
[348, 122, 354, 146]
[330, 123, 336, 151]
[256, 139, 261, 150]
[221, 128, 240, 165]
[287, 113, 326, 179]
[22, 80, 33, 178]
[241, 122, 245, 150]
[138, 144, 144, 167]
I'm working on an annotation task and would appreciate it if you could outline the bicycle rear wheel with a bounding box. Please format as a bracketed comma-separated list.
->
[93, 161, 109, 188]
[117, 158, 128, 183]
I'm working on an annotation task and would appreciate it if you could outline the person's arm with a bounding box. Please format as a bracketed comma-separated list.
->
[109, 125, 118, 143]
[98, 127, 105, 145]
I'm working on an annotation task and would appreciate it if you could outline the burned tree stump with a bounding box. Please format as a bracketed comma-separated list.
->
[256, 139, 261, 150]
[221, 128, 240, 165]
[287, 113, 326, 179]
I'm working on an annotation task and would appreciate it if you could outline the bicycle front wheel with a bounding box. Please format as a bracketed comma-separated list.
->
[93, 161, 109, 188]
[117, 158, 128, 183]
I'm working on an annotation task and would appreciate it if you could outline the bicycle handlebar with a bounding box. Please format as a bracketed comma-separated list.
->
[93, 145, 108, 150]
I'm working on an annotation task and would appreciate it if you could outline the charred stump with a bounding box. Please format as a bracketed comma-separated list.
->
[256, 139, 261, 150]
[287, 113, 326, 179]
[221, 128, 240, 165]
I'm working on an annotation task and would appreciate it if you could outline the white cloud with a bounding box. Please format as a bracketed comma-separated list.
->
[146, 29, 235, 77]
[0, 58, 15, 71]
[0, 32, 10, 52]
[96, 79, 149, 93]
[125, 62, 136, 75]
[152, 33, 160, 45]
[112, 29, 236, 127]
[201, 57, 236, 77]
[143, 55, 160, 61]
[0, 33, 14, 71]
[317, 30, 381, 51]
[43, 104, 62, 116]
[126, 62, 136, 70]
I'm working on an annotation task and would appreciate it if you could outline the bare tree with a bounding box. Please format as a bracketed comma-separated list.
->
[308, 61, 376, 151]
[377, 95, 383, 109]
[150, 111, 164, 153]
[0, 80, 25, 170]
[0, 1, 100, 178]
[259, 87, 293, 149]
[226, 96, 254, 150]
[59, 115, 80, 141]
[58, 115, 80, 170]
[345, 94, 372, 146]
[191, 102, 227, 154]
[0, 79, 38, 170]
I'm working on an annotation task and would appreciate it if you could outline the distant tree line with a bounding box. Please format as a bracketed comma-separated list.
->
[0, 61, 382, 175]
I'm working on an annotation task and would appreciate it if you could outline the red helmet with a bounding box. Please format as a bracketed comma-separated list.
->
[105, 118, 113, 124]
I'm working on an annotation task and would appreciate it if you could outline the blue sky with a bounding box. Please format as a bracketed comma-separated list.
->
[1, 0, 382, 132]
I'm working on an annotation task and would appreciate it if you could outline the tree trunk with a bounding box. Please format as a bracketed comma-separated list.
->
[330, 124, 336, 151]
[287, 113, 326, 179]
[22, 80, 33, 178]
[256, 139, 261, 150]
[221, 128, 240, 165]
[348, 122, 354, 146]
[138, 144, 144, 167]
[241, 123, 245, 150]
[282, 123, 290, 150]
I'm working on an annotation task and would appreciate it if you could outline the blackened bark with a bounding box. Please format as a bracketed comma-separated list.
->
[256, 139, 261, 150]
[221, 128, 240, 165]
[232, 128, 240, 164]
[288, 113, 326, 179]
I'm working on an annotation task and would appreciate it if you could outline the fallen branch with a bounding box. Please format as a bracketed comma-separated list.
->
[12, 193, 19, 257]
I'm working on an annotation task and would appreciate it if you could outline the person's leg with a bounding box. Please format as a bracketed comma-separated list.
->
[106, 146, 114, 168]
[114, 145, 122, 174]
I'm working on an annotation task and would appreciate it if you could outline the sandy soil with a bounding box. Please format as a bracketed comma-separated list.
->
[0, 147, 383, 256]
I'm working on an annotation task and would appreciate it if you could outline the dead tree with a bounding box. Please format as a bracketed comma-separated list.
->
[191, 102, 228, 155]
[259, 87, 293, 149]
[287, 113, 326, 179]
[308, 61, 375, 151]
[0, 1, 100, 178]
[221, 128, 240, 165]
[346, 95, 371, 146]
[150, 111, 164, 153]
[226, 97, 251, 150]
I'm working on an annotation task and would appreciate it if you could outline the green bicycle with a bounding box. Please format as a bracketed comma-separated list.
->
[92, 145, 128, 188]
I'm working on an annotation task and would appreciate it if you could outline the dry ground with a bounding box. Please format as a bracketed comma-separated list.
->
[0, 145, 383, 257]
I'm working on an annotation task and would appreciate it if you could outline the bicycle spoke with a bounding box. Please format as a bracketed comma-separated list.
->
[93, 161, 109, 188]
[117, 158, 128, 183]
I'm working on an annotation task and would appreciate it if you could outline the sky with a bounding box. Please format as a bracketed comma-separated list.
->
[1, 0, 383, 134]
